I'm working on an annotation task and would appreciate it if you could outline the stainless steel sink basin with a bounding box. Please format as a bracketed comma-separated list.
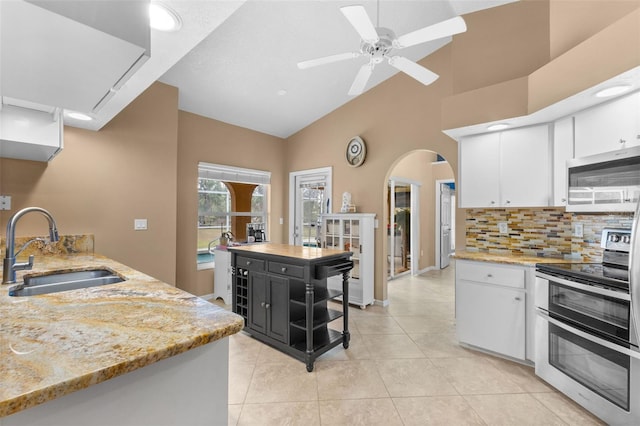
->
[8, 269, 125, 297]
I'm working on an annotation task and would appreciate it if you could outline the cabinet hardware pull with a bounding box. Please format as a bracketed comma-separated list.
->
[261, 302, 265, 307]
[265, 303, 270, 309]
[515, 297, 521, 301]
[281, 267, 287, 273]
[246, 261, 251, 265]
[487, 274, 493, 278]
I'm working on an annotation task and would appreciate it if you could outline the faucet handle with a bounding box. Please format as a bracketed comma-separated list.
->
[13, 255, 35, 272]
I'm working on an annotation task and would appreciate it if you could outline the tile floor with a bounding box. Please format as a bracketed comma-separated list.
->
[216, 263, 605, 425]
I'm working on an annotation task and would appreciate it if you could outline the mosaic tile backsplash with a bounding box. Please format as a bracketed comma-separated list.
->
[465, 208, 633, 261]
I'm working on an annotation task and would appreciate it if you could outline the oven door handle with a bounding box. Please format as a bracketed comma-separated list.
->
[538, 310, 640, 360]
[536, 271, 630, 301]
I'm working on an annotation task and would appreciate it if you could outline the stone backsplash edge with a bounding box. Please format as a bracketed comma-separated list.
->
[465, 208, 633, 261]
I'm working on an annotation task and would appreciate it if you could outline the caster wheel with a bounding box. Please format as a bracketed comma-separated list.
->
[306, 364, 314, 372]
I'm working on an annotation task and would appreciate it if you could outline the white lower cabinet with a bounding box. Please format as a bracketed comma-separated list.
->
[455, 260, 534, 362]
[213, 249, 232, 305]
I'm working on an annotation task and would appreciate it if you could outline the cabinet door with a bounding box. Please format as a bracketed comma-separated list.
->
[456, 280, 525, 360]
[248, 273, 268, 335]
[552, 117, 574, 206]
[459, 133, 500, 208]
[500, 125, 551, 207]
[574, 91, 640, 158]
[267, 275, 289, 343]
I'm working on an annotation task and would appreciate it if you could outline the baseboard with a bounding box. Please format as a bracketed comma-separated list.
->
[374, 299, 389, 307]
[416, 265, 437, 275]
[199, 293, 215, 301]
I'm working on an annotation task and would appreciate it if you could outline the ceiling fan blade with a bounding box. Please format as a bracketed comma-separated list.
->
[340, 5, 379, 44]
[395, 16, 467, 48]
[297, 52, 361, 69]
[388, 56, 439, 86]
[348, 62, 374, 96]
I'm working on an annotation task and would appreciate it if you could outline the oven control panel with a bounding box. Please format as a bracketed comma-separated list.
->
[601, 228, 631, 252]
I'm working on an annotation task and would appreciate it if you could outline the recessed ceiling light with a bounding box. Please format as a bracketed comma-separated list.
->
[277, 89, 288, 96]
[487, 123, 509, 131]
[149, 3, 182, 32]
[65, 111, 93, 121]
[595, 85, 631, 98]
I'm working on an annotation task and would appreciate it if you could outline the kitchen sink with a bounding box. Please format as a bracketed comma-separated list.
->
[8, 269, 125, 297]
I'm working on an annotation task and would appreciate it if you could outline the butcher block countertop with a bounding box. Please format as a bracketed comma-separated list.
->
[0, 252, 243, 418]
[228, 242, 351, 261]
[453, 250, 586, 266]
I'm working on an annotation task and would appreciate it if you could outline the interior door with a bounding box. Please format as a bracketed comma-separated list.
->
[440, 183, 452, 269]
[290, 168, 331, 246]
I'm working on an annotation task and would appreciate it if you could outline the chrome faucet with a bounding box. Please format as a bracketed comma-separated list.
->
[3, 207, 59, 284]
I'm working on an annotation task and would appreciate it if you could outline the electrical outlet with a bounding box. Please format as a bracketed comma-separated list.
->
[574, 222, 584, 238]
[498, 222, 508, 234]
[0, 195, 11, 211]
[134, 219, 148, 230]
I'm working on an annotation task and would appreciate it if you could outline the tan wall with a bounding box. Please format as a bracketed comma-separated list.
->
[451, 0, 551, 94]
[0, 82, 179, 285]
[285, 45, 458, 302]
[549, 0, 640, 59]
[176, 111, 286, 296]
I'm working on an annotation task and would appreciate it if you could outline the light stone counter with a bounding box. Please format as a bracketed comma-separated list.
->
[0, 253, 243, 419]
[452, 250, 586, 266]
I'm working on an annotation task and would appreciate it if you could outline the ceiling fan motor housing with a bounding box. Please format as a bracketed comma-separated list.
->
[360, 27, 395, 64]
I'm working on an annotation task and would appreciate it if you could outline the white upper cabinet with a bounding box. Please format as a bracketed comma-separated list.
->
[574, 91, 640, 158]
[552, 116, 574, 207]
[459, 124, 551, 208]
[1, 0, 150, 114]
[0, 103, 63, 162]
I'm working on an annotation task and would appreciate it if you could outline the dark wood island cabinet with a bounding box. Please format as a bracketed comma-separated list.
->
[228, 243, 353, 372]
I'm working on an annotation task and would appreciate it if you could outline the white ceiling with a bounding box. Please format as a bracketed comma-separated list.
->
[34, 0, 516, 136]
[158, 0, 517, 138]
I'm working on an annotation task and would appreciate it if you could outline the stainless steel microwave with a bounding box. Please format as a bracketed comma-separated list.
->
[567, 145, 640, 212]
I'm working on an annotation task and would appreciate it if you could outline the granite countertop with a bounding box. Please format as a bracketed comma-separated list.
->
[452, 250, 586, 266]
[228, 242, 351, 261]
[0, 253, 244, 418]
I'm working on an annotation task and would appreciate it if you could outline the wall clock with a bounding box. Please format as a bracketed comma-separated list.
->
[346, 136, 366, 167]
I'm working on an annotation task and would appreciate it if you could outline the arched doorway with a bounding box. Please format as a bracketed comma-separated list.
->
[384, 150, 455, 284]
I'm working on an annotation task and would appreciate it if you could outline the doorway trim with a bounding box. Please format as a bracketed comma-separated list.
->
[388, 176, 420, 279]
[435, 178, 455, 269]
[288, 167, 332, 245]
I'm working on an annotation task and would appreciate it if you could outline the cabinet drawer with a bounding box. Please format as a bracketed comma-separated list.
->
[268, 261, 305, 279]
[457, 261, 524, 289]
[236, 256, 265, 272]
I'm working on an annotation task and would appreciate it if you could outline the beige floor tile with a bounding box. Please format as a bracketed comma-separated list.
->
[244, 362, 318, 403]
[532, 392, 607, 425]
[228, 361, 255, 404]
[393, 315, 456, 334]
[319, 398, 403, 425]
[255, 342, 308, 367]
[228, 404, 242, 426]
[316, 359, 389, 400]
[392, 395, 486, 425]
[409, 332, 479, 359]
[362, 333, 425, 359]
[464, 393, 566, 425]
[237, 401, 320, 426]
[229, 331, 263, 364]
[352, 316, 405, 334]
[431, 357, 525, 395]
[316, 331, 371, 362]
[375, 358, 458, 397]
[388, 301, 455, 318]
[484, 356, 555, 393]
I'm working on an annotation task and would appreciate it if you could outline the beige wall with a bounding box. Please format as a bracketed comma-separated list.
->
[176, 111, 286, 296]
[0, 83, 179, 285]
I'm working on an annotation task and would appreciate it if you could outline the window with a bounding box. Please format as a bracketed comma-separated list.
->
[197, 163, 270, 266]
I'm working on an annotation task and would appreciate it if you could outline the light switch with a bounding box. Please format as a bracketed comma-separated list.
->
[574, 222, 584, 238]
[134, 219, 148, 230]
[0, 195, 11, 211]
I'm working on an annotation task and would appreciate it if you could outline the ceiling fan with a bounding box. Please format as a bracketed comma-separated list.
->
[297, 5, 467, 96]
